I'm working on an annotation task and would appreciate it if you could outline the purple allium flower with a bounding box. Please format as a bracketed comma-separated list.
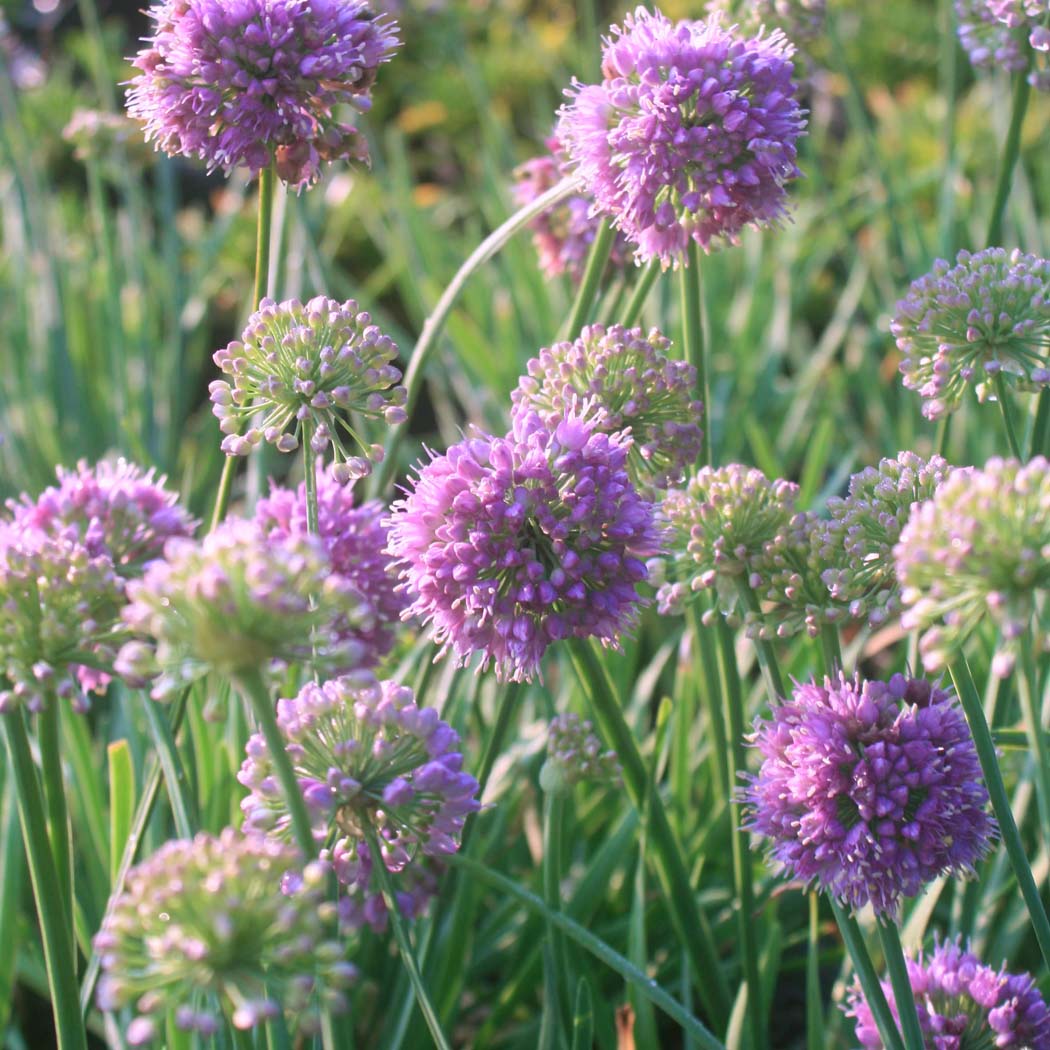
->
[654, 464, 798, 618]
[845, 936, 1050, 1049]
[705, 0, 826, 41]
[386, 408, 662, 682]
[0, 528, 126, 713]
[891, 248, 1050, 421]
[117, 518, 369, 699]
[744, 673, 996, 915]
[895, 456, 1050, 677]
[511, 324, 703, 490]
[238, 673, 479, 931]
[126, 0, 399, 188]
[512, 134, 630, 282]
[956, 0, 1030, 77]
[539, 712, 622, 794]
[210, 296, 407, 478]
[556, 7, 806, 266]
[94, 828, 356, 1042]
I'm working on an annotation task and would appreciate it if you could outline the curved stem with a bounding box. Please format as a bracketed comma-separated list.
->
[986, 66, 1032, 247]
[622, 261, 660, 328]
[209, 457, 237, 533]
[3, 712, 88, 1050]
[948, 658, 1050, 971]
[371, 177, 580, 498]
[38, 701, 73, 938]
[1017, 633, 1050, 844]
[995, 374, 1024, 461]
[562, 220, 616, 340]
[875, 918, 925, 1050]
[680, 240, 711, 466]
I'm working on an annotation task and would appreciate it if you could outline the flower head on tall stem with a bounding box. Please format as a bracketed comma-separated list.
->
[126, 0, 399, 188]
[116, 518, 370, 699]
[891, 247, 1050, 421]
[705, 0, 826, 41]
[210, 296, 407, 479]
[744, 673, 996, 916]
[511, 324, 703, 490]
[540, 712, 622, 794]
[94, 829, 356, 1043]
[956, 0, 1030, 77]
[238, 674, 479, 931]
[556, 7, 806, 266]
[895, 456, 1050, 676]
[975, 0, 1050, 91]
[386, 407, 662, 682]
[845, 936, 1050, 1049]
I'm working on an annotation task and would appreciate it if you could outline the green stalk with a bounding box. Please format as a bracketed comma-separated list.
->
[875, 918, 925, 1050]
[365, 828, 453, 1050]
[692, 606, 730, 802]
[2, 713, 88, 1050]
[995, 375, 1024, 461]
[139, 691, 198, 838]
[829, 902, 905, 1050]
[986, 65, 1032, 247]
[562, 220, 616, 340]
[541, 792, 571, 1042]
[948, 658, 1050, 970]
[818, 625, 843, 676]
[734, 583, 786, 701]
[567, 639, 731, 1028]
[714, 623, 766, 1050]
[1029, 389, 1050, 459]
[680, 240, 711, 465]
[936, 0, 960, 257]
[235, 670, 314, 858]
[622, 261, 660, 328]
[38, 701, 73, 938]
[934, 414, 952, 459]
[1017, 633, 1050, 843]
[302, 419, 320, 536]
[805, 895, 824, 1050]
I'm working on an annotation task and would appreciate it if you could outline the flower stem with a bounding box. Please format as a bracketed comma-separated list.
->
[828, 901, 905, 1050]
[680, 240, 711, 466]
[236, 670, 315, 858]
[209, 457, 237, 533]
[254, 164, 275, 309]
[805, 894, 823, 1050]
[567, 639, 732, 1028]
[302, 419, 320, 535]
[622, 261, 660, 328]
[986, 65, 1032, 247]
[995, 374, 1024, 461]
[541, 792, 571, 1040]
[934, 414, 952, 459]
[818, 624, 844, 676]
[691, 604, 730, 801]
[2, 712, 88, 1050]
[1017, 632, 1050, 844]
[734, 583, 786, 701]
[365, 828, 453, 1050]
[947, 657, 1050, 971]
[562, 219, 616, 340]
[38, 700, 73, 938]
[875, 917, 925, 1050]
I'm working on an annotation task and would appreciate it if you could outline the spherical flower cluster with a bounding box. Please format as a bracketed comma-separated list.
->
[744, 673, 995, 915]
[511, 324, 703, 490]
[961, 0, 1050, 91]
[556, 7, 806, 266]
[956, 0, 1029, 78]
[0, 528, 126, 713]
[705, 0, 826, 41]
[512, 135, 629, 282]
[895, 456, 1050, 676]
[94, 829, 356, 1043]
[238, 674, 479, 931]
[387, 408, 662, 682]
[891, 248, 1050, 421]
[539, 712, 622, 794]
[126, 0, 399, 188]
[117, 518, 370, 699]
[655, 464, 798, 618]
[8, 459, 195, 572]
[255, 467, 406, 667]
[211, 296, 407, 478]
[845, 937, 1050, 1049]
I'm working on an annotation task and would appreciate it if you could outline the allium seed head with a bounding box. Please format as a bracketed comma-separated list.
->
[744, 673, 996, 916]
[540, 712, 622, 794]
[895, 456, 1050, 676]
[845, 936, 1050, 1049]
[705, 0, 826, 41]
[126, 0, 399, 188]
[960, 0, 1050, 91]
[556, 7, 806, 266]
[386, 408, 663, 682]
[94, 829, 356, 1042]
[511, 324, 703, 490]
[238, 674, 479, 931]
[891, 247, 1050, 421]
[211, 296, 406, 478]
[117, 518, 369, 699]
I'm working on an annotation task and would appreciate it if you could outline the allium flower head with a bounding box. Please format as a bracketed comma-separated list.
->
[0, 529, 126, 713]
[705, 0, 826, 41]
[239, 674, 479, 931]
[744, 673, 995, 915]
[540, 712, 622, 794]
[387, 408, 663, 682]
[126, 0, 399, 188]
[117, 518, 369, 699]
[654, 464, 797, 617]
[845, 936, 1050, 1049]
[556, 7, 806, 266]
[896, 456, 1050, 676]
[211, 296, 406, 478]
[94, 829, 356, 1043]
[891, 248, 1050, 421]
[956, 0, 1029, 77]
[512, 134, 629, 282]
[255, 467, 406, 667]
[511, 324, 703, 490]
[8, 459, 195, 572]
